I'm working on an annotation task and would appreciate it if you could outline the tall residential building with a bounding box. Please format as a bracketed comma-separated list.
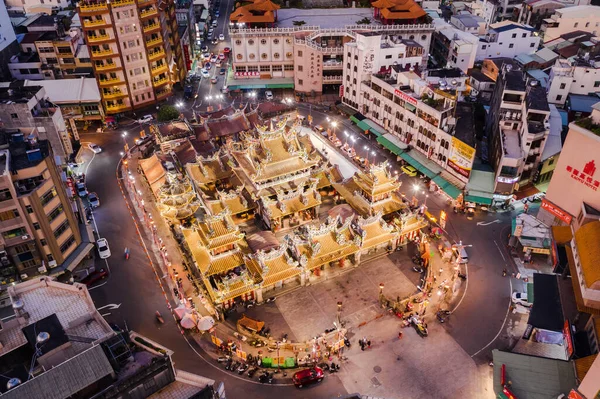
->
[0, 2, 20, 81]
[0, 131, 88, 283]
[475, 21, 541, 62]
[541, 5, 600, 43]
[547, 55, 600, 106]
[77, 0, 186, 115]
[486, 67, 551, 200]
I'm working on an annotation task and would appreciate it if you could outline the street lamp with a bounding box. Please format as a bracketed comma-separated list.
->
[344, 131, 349, 145]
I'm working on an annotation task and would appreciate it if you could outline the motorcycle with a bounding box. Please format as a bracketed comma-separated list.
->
[247, 367, 258, 378]
[224, 358, 233, 370]
[258, 372, 274, 384]
[217, 356, 230, 363]
[230, 361, 240, 372]
[265, 296, 277, 303]
[344, 337, 351, 348]
[237, 363, 248, 374]
[124, 247, 130, 260]
[155, 311, 164, 324]
[457, 272, 467, 280]
[436, 310, 450, 323]
[412, 266, 424, 273]
[328, 362, 340, 373]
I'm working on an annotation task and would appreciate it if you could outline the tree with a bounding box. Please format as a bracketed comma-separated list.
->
[157, 105, 180, 122]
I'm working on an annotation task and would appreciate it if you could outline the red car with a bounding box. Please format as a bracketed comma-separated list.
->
[223, 47, 231, 53]
[293, 367, 324, 388]
[81, 268, 108, 286]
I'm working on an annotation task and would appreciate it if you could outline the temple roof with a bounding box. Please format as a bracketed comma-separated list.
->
[138, 153, 167, 196]
[373, 0, 426, 20]
[185, 154, 233, 187]
[229, 0, 278, 24]
[195, 212, 244, 250]
[263, 187, 321, 219]
[357, 213, 400, 250]
[206, 112, 251, 138]
[353, 163, 402, 197]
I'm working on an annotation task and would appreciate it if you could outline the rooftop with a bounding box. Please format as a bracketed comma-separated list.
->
[504, 69, 527, 92]
[489, 20, 535, 33]
[526, 84, 550, 112]
[502, 128, 522, 159]
[574, 220, 600, 289]
[454, 102, 476, 147]
[23, 78, 100, 103]
[275, 8, 374, 29]
[0, 131, 51, 171]
[0, 84, 43, 103]
[568, 94, 600, 113]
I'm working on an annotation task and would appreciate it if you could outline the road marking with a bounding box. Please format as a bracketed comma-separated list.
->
[97, 303, 122, 311]
[470, 277, 513, 358]
[88, 280, 108, 291]
[1, 314, 16, 321]
[476, 219, 500, 226]
[448, 261, 468, 314]
[494, 240, 506, 262]
[101, 312, 111, 317]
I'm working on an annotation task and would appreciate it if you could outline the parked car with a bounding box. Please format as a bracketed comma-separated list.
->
[204, 62, 212, 70]
[211, 38, 218, 45]
[201, 52, 210, 60]
[76, 182, 88, 197]
[200, 68, 210, 78]
[210, 77, 218, 84]
[88, 143, 102, 153]
[293, 367, 324, 388]
[219, 33, 225, 41]
[210, 55, 218, 63]
[218, 53, 225, 60]
[401, 165, 417, 177]
[265, 90, 274, 100]
[512, 292, 532, 307]
[81, 268, 108, 286]
[201, 45, 209, 52]
[138, 114, 154, 124]
[96, 238, 111, 259]
[211, 20, 218, 27]
[223, 47, 231, 53]
[88, 192, 100, 208]
[221, 86, 229, 94]
[219, 68, 226, 75]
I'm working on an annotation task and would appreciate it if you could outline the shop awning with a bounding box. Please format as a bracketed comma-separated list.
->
[433, 175, 462, 199]
[399, 151, 437, 178]
[465, 194, 493, 205]
[350, 113, 365, 124]
[356, 119, 371, 133]
[364, 119, 386, 137]
[377, 134, 406, 156]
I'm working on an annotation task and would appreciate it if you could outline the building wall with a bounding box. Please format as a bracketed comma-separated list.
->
[547, 60, 600, 105]
[476, 28, 540, 61]
[542, 6, 600, 42]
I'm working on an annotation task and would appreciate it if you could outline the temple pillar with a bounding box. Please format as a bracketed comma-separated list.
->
[255, 287, 264, 303]
[355, 251, 362, 265]
[301, 270, 307, 286]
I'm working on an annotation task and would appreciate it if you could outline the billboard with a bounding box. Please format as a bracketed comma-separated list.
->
[447, 137, 475, 179]
[545, 125, 600, 217]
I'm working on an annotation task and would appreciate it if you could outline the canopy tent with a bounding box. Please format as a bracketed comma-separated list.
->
[237, 314, 265, 333]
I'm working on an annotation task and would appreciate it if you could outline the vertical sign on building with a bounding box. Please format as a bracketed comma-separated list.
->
[69, 118, 79, 141]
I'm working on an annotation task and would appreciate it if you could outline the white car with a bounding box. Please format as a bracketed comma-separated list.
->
[76, 182, 88, 197]
[138, 114, 154, 124]
[201, 52, 211, 60]
[200, 68, 210, 78]
[219, 33, 225, 41]
[88, 192, 100, 208]
[512, 292, 532, 307]
[96, 238, 111, 259]
[88, 143, 102, 153]
[210, 55, 218, 63]
[265, 90, 274, 101]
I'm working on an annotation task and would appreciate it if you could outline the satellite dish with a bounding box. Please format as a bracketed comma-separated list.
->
[451, 79, 458, 86]
[530, 80, 538, 86]
[7, 378, 21, 390]
[409, 66, 415, 72]
[12, 299, 24, 310]
[36, 332, 50, 344]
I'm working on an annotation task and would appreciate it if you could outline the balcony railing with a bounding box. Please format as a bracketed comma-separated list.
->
[146, 37, 162, 47]
[156, 89, 170, 99]
[112, 0, 135, 6]
[323, 75, 342, 82]
[148, 48, 165, 61]
[322, 61, 343, 69]
[106, 103, 129, 112]
[0, 216, 25, 230]
[143, 23, 160, 33]
[79, 2, 108, 12]
[83, 19, 108, 27]
[91, 48, 114, 57]
[99, 77, 124, 86]
[88, 33, 111, 43]
[103, 89, 126, 99]
[151, 64, 168, 75]
[95, 62, 119, 71]
[153, 76, 169, 87]
[140, 7, 158, 18]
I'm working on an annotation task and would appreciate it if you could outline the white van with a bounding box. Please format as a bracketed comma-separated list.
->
[265, 90, 274, 101]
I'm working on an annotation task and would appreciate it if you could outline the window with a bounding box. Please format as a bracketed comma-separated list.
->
[2, 227, 27, 239]
[0, 209, 19, 221]
[40, 239, 47, 247]
[298, 50, 302, 57]
[595, 81, 600, 88]
[249, 54, 255, 59]
[261, 53, 267, 59]
[560, 83, 566, 89]
[297, 65, 303, 72]
[353, 78, 357, 84]
[0, 189, 12, 202]
[10, 113, 18, 119]
[286, 52, 292, 58]
[586, 22, 590, 28]
[574, 22, 579, 28]
[421, 35, 427, 41]
[548, 158, 554, 166]
[353, 66, 357, 72]
[40, 188, 57, 206]
[482, 45, 487, 50]
[248, 39, 254, 45]
[385, 54, 392, 59]
[260, 65, 270, 72]
[284, 65, 294, 71]
[53, 220, 70, 238]
[25, 205, 33, 214]
[522, 33, 527, 38]
[509, 44, 514, 48]
[530, 43, 535, 47]
[298, 79, 303, 85]
[33, 222, 40, 230]
[512, 33, 516, 38]
[235, 40, 242, 45]
[286, 38, 292, 44]
[59, 235, 75, 253]
[556, 95, 562, 101]
[260, 39, 267, 45]
[274, 53, 280, 59]
[272, 65, 283, 72]
[273, 39, 280, 44]
[47, 205, 64, 222]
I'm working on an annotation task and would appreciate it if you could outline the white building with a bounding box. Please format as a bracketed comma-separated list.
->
[486, 67, 551, 198]
[343, 68, 475, 187]
[514, 0, 590, 27]
[0, 2, 19, 81]
[450, 14, 487, 35]
[476, 21, 541, 62]
[464, 0, 497, 25]
[541, 5, 600, 43]
[547, 56, 600, 105]
[431, 18, 479, 73]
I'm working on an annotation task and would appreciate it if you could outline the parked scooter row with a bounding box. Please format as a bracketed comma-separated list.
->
[219, 354, 276, 383]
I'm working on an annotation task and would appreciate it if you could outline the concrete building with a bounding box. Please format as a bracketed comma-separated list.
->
[476, 21, 541, 62]
[0, 130, 91, 284]
[486, 67, 551, 200]
[541, 5, 600, 43]
[514, 0, 590, 29]
[345, 68, 475, 190]
[0, 2, 20, 81]
[547, 55, 600, 106]
[0, 277, 219, 399]
[537, 104, 600, 227]
[77, 0, 186, 115]
[228, 10, 433, 95]
[431, 18, 479, 73]
[464, 0, 497, 25]
[0, 84, 72, 159]
[450, 14, 487, 35]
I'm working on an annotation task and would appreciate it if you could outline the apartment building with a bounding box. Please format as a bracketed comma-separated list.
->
[0, 85, 72, 159]
[228, 9, 433, 95]
[0, 2, 20, 81]
[431, 18, 479, 73]
[0, 131, 85, 282]
[547, 55, 600, 105]
[513, 0, 590, 29]
[464, 0, 497, 25]
[541, 5, 600, 42]
[476, 21, 541, 62]
[346, 68, 475, 187]
[486, 67, 551, 199]
[77, 0, 186, 115]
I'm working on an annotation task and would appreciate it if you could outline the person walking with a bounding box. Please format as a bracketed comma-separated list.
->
[439, 268, 443, 276]
[398, 331, 403, 340]
[367, 340, 371, 349]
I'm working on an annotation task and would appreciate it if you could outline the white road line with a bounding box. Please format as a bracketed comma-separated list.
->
[494, 240, 506, 262]
[470, 278, 513, 358]
[448, 262, 468, 314]
[101, 312, 111, 317]
[88, 280, 108, 291]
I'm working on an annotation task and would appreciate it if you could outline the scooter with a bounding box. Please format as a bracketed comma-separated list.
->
[258, 371, 274, 384]
[328, 362, 340, 373]
[265, 296, 277, 303]
[217, 356, 230, 363]
[247, 367, 258, 378]
[412, 266, 424, 273]
[237, 363, 248, 374]
[457, 272, 467, 280]
[230, 361, 239, 372]
[224, 358, 233, 370]
[124, 247, 130, 260]
[344, 337, 351, 348]
[155, 311, 164, 324]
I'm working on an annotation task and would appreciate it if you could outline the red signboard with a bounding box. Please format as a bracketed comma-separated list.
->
[234, 71, 260, 79]
[447, 159, 471, 178]
[503, 387, 518, 399]
[394, 89, 418, 106]
[568, 389, 585, 399]
[339, 85, 344, 98]
[66, 177, 75, 196]
[183, 44, 191, 71]
[566, 159, 599, 192]
[541, 199, 572, 224]
[563, 319, 574, 358]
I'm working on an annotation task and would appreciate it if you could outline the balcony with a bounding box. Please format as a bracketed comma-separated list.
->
[91, 48, 114, 57]
[151, 63, 168, 75]
[79, 2, 108, 13]
[95, 62, 120, 71]
[4, 233, 34, 247]
[99, 77, 124, 86]
[148, 48, 165, 61]
[156, 89, 170, 100]
[323, 75, 343, 83]
[140, 7, 158, 18]
[105, 103, 130, 113]
[322, 61, 343, 70]
[153, 76, 170, 87]
[112, 0, 135, 6]
[103, 89, 127, 99]
[146, 36, 162, 47]
[0, 216, 25, 231]
[88, 33, 111, 43]
[138, 0, 157, 5]
[143, 23, 160, 34]
[83, 18, 109, 28]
